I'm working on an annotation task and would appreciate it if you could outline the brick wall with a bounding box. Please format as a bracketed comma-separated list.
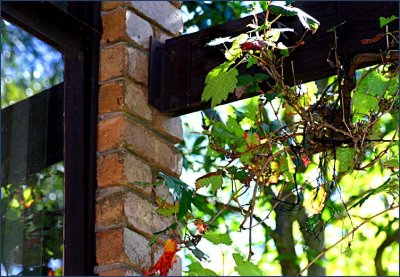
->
[96, 2, 183, 275]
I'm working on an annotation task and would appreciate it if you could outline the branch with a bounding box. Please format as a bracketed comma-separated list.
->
[297, 204, 399, 276]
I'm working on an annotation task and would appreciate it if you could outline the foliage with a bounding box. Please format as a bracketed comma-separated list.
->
[201, 61, 238, 108]
[1, 163, 64, 276]
[156, 2, 399, 276]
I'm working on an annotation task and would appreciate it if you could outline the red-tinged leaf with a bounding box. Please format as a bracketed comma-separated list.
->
[194, 219, 209, 234]
[301, 155, 311, 167]
[143, 239, 179, 276]
[360, 33, 385, 45]
[241, 39, 266, 51]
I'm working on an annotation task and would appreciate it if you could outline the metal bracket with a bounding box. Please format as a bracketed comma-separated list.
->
[149, 37, 167, 112]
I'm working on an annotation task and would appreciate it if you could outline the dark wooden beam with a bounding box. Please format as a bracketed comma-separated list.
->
[1, 83, 64, 185]
[149, 1, 398, 116]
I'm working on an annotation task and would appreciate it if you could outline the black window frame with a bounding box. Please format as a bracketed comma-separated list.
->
[1, 1, 101, 275]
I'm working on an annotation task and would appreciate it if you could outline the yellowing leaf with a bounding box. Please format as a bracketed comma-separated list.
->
[156, 202, 179, 217]
[304, 187, 326, 214]
[23, 187, 32, 201]
[225, 34, 249, 61]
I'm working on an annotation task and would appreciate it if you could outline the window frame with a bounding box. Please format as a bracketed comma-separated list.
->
[1, 2, 101, 275]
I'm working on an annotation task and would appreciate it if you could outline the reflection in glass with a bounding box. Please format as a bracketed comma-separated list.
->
[1, 19, 63, 108]
[1, 163, 64, 276]
[1, 19, 64, 276]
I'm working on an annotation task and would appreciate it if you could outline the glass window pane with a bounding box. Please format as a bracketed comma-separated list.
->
[1, 19, 63, 108]
[1, 19, 64, 276]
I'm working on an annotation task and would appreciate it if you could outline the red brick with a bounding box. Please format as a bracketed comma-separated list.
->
[96, 228, 128, 265]
[98, 114, 182, 177]
[99, 82, 125, 114]
[101, 8, 128, 44]
[97, 150, 152, 190]
[101, 1, 127, 11]
[99, 44, 148, 85]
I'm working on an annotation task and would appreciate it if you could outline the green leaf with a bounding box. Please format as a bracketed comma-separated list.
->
[265, 92, 279, 102]
[379, 15, 398, 28]
[226, 166, 252, 184]
[269, 3, 298, 16]
[225, 34, 249, 61]
[187, 261, 218, 276]
[246, 56, 257, 68]
[178, 189, 193, 219]
[233, 253, 263, 276]
[195, 172, 223, 192]
[277, 42, 289, 57]
[202, 61, 239, 108]
[203, 231, 232, 246]
[192, 195, 215, 214]
[336, 148, 355, 173]
[237, 74, 254, 86]
[350, 178, 392, 209]
[269, 4, 319, 33]
[226, 116, 244, 137]
[253, 73, 269, 82]
[157, 172, 192, 200]
[156, 202, 179, 217]
[358, 71, 388, 97]
[353, 93, 378, 116]
[383, 159, 399, 169]
[245, 83, 260, 94]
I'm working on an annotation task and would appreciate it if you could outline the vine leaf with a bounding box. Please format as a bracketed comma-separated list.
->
[195, 171, 223, 192]
[202, 61, 239, 108]
[358, 71, 388, 97]
[157, 172, 193, 219]
[336, 148, 355, 173]
[187, 261, 218, 276]
[178, 189, 193, 219]
[156, 201, 180, 217]
[379, 15, 398, 28]
[225, 34, 249, 61]
[226, 166, 253, 184]
[158, 172, 192, 200]
[232, 253, 264, 276]
[269, 3, 320, 33]
[203, 231, 232, 246]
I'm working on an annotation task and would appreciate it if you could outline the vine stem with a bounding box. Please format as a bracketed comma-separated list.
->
[297, 204, 399, 276]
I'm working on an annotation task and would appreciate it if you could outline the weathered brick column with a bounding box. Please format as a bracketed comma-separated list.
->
[96, 2, 183, 275]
